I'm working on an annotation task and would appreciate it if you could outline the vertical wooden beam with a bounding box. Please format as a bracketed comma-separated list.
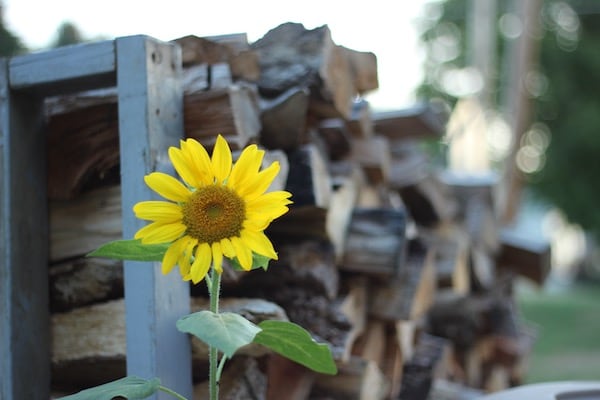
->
[500, 0, 542, 223]
[0, 60, 49, 399]
[116, 36, 192, 398]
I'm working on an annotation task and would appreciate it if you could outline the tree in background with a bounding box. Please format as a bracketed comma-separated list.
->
[0, 2, 26, 56]
[416, 0, 600, 240]
[51, 21, 85, 48]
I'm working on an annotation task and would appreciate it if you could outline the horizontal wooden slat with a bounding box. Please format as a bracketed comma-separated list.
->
[9, 40, 116, 95]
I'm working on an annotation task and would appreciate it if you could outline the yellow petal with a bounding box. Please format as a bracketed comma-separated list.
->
[134, 221, 186, 244]
[161, 236, 188, 275]
[211, 242, 224, 274]
[241, 229, 278, 260]
[238, 162, 280, 199]
[182, 139, 214, 186]
[144, 172, 191, 202]
[211, 135, 232, 184]
[178, 238, 198, 278]
[220, 238, 235, 258]
[191, 242, 212, 284]
[169, 147, 198, 188]
[246, 205, 290, 225]
[228, 145, 263, 189]
[133, 201, 182, 223]
[231, 236, 253, 271]
[243, 216, 270, 232]
[247, 190, 292, 207]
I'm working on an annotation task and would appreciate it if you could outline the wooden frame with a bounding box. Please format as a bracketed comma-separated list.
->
[1, 35, 193, 399]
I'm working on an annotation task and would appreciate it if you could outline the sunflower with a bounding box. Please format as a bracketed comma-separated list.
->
[133, 135, 292, 284]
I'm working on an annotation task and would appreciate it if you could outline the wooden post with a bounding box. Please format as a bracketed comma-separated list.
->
[1, 39, 117, 400]
[1, 36, 193, 398]
[116, 36, 193, 399]
[0, 60, 49, 400]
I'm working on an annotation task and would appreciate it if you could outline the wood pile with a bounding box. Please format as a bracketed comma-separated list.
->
[46, 22, 549, 399]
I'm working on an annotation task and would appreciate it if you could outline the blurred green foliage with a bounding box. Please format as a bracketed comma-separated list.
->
[416, 0, 600, 239]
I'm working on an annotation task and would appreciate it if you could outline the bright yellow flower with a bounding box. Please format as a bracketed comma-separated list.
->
[133, 135, 292, 284]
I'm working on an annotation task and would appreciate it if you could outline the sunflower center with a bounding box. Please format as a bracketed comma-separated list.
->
[182, 185, 245, 244]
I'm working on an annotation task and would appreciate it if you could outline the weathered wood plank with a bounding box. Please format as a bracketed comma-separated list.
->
[116, 35, 192, 398]
[0, 59, 50, 400]
[9, 40, 116, 95]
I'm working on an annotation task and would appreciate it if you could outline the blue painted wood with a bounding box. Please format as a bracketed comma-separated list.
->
[10, 40, 116, 96]
[116, 35, 192, 399]
[0, 59, 50, 399]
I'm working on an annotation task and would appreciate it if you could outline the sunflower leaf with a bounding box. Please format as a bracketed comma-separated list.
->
[253, 320, 338, 375]
[229, 252, 272, 271]
[176, 311, 261, 358]
[87, 239, 169, 261]
[54, 376, 160, 399]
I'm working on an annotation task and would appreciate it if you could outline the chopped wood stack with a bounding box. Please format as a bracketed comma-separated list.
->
[46, 22, 548, 399]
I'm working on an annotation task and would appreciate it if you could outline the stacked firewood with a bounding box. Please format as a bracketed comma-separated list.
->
[47, 22, 549, 399]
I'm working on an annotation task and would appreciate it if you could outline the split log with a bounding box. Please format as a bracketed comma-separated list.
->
[265, 354, 316, 400]
[425, 291, 482, 352]
[228, 240, 339, 300]
[267, 144, 332, 242]
[326, 165, 361, 262]
[312, 356, 389, 400]
[49, 185, 121, 263]
[193, 356, 267, 400]
[346, 98, 374, 138]
[421, 224, 471, 294]
[283, 143, 331, 208]
[398, 333, 450, 400]
[341, 208, 407, 277]
[343, 47, 378, 95]
[368, 241, 437, 321]
[251, 22, 375, 120]
[351, 320, 386, 366]
[381, 326, 405, 399]
[338, 277, 369, 362]
[440, 170, 500, 253]
[51, 297, 287, 389]
[389, 143, 457, 227]
[172, 34, 260, 82]
[374, 101, 448, 141]
[45, 61, 262, 199]
[258, 86, 310, 151]
[49, 257, 122, 312]
[351, 135, 391, 185]
[496, 227, 551, 285]
[184, 82, 261, 150]
[47, 101, 119, 200]
[316, 118, 353, 161]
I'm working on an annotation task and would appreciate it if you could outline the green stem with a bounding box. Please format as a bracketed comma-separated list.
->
[158, 385, 188, 400]
[216, 353, 228, 382]
[209, 270, 222, 400]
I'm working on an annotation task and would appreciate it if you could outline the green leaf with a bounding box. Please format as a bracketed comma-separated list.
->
[254, 320, 338, 374]
[229, 252, 272, 271]
[87, 239, 169, 261]
[55, 376, 160, 400]
[176, 311, 261, 358]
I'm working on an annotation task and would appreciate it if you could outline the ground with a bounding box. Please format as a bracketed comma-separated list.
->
[516, 278, 600, 383]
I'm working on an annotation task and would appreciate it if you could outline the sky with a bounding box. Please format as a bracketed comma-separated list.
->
[3, 0, 428, 110]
